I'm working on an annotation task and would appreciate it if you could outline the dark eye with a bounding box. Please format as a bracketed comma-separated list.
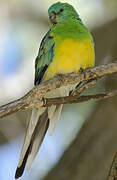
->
[77, 17, 82, 22]
[60, 8, 64, 13]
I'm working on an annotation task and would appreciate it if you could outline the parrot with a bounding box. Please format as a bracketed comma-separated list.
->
[15, 2, 95, 178]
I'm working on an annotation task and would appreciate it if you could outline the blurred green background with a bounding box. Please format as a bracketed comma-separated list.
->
[0, 0, 117, 180]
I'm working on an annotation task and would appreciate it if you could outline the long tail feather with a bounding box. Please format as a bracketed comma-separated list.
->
[17, 108, 39, 168]
[26, 112, 49, 169]
[15, 108, 49, 179]
[48, 105, 63, 135]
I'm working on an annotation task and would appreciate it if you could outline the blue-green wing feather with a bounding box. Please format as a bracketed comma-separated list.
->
[35, 30, 54, 85]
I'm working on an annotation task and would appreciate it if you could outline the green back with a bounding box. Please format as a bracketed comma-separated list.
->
[34, 30, 54, 85]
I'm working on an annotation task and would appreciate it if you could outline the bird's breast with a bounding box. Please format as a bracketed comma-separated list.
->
[44, 38, 95, 80]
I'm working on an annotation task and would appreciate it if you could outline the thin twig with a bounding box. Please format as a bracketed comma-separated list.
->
[107, 152, 117, 180]
[43, 90, 117, 106]
[0, 62, 117, 118]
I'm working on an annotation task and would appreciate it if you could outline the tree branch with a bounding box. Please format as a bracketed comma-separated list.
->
[107, 152, 117, 180]
[44, 90, 117, 106]
[0, 62, 117, 118]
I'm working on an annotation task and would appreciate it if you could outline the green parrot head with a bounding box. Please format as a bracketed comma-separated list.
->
[48, 2, 80, 25]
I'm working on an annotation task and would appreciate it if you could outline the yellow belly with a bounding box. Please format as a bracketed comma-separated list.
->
[44, 38, 95, 80]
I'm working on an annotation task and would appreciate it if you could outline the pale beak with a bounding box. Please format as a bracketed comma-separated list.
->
[49, 12, 57, 25]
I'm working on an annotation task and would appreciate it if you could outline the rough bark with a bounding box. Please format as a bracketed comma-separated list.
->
[0, 63, 117, 118]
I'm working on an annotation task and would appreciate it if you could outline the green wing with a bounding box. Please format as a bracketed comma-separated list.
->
[34, 30, 55, 85]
